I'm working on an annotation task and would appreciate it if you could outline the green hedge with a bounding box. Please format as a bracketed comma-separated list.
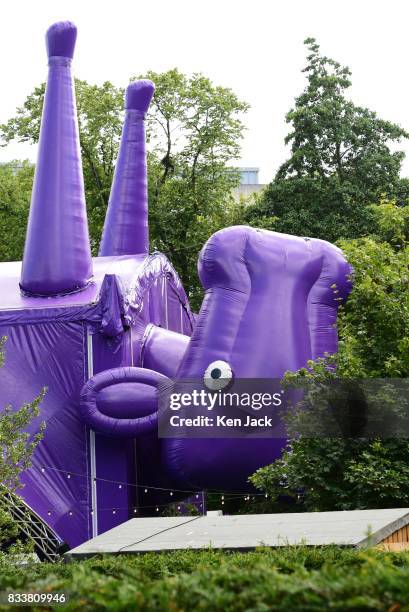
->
[1, 547, 409, 611]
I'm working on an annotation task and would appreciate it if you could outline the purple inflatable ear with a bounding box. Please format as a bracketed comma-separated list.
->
[99, 79, 155, 257]
[20, 21, 92, 296]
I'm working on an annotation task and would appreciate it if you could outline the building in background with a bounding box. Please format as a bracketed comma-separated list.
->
[233, 167, 266, 202]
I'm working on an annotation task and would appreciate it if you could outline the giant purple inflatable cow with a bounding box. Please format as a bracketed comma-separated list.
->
[0, 21, 351, 553]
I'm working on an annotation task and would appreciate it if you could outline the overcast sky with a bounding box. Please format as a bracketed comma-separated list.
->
[1, 0, 409, 183]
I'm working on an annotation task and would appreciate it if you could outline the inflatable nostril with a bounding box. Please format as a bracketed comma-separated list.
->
[80, 367, 169, 438]
[96, 382, 157, 419]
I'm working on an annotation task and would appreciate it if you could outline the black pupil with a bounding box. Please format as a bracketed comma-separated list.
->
[211, 368, 222, 379]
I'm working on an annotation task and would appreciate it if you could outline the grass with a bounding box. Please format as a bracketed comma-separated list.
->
[0, 546, 409, 611]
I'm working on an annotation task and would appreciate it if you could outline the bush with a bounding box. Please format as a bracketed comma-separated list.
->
[0, 337, 45, 557]
[0, 547, 409, 610]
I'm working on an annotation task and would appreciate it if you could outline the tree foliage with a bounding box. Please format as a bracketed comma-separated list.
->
[248, 42, 409, 512]
[246, 176, 377, 241]
[0, 338, 45, 554]
[279, 38, 407, 188]
[251, 435, 409, 512]
[241, 206, 409, 514]
[144, 69, 248, 306]
[0, 80, 124, 253]
[0, 161, 34, 261]
[246, 38, 409, 241]
[0, 71, 248, 307]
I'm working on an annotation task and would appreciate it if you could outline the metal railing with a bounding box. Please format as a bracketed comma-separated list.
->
[0, 490, 62, 562]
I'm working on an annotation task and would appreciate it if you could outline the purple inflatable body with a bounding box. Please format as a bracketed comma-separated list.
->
[0, 22, 351, 550]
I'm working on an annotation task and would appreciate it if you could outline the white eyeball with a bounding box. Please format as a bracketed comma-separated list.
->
[204, 360, 233, 391]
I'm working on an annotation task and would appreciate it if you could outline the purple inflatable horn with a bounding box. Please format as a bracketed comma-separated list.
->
[99, 80, 155, 257]
[20, 21, 92, 296]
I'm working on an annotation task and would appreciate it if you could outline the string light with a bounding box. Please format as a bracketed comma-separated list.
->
[38, 463, 271, 518]
[44, 495, 268, 517]
[48, 496, 269, 516]
[48, 497, 255, 519]
[39, 464, 268, 497]
[94, 492, 265, 514]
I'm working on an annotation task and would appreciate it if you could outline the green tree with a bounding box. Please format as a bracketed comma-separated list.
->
[0, 81, 124, 253]
[143, 69, 248, 306]
[0, 338, 45, 556]
[0, 161, 34, 261]
[247, 38, 409, 241]
[249, 69, 409, 509]
[0, 72, 248, 306]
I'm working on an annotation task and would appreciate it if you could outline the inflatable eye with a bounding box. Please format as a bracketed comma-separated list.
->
[204, 360, 233, 391]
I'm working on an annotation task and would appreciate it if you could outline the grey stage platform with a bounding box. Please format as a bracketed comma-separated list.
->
[65, 508, 409, 558]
